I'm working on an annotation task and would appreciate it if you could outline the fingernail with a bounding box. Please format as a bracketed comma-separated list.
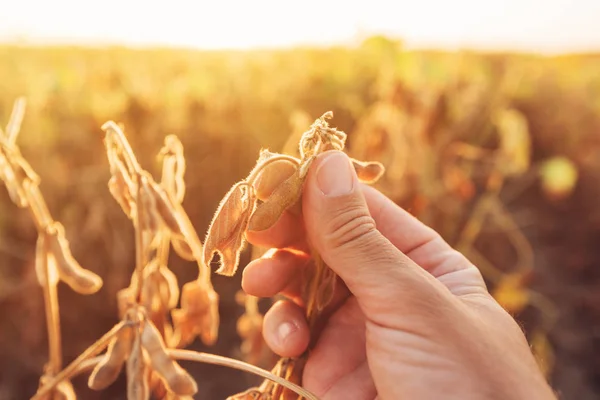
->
[277, 321, 297, 345]
[316, 152, 355, 196]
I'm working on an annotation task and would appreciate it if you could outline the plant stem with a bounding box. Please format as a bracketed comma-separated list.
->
[57, 350, 319, 400]
[170, 350, 318, 400]
[134, 176, 146, 302]
[41, 255, 62, 374]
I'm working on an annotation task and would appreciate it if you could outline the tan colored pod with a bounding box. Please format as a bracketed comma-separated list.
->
[127, 329, 150, 400]
[88, 325, 133, 390]
[45, 222, 103, 294]
[141, 320, 198, 396]
[248, 169, 304, 232]
[138, 175, 161, 233]
[147, 175, 183, 236]
[253, 159, 298, 201]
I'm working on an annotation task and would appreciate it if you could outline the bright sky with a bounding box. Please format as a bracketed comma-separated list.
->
[1, 0, 599, 53]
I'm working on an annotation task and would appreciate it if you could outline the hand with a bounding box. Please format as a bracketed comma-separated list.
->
[244, 151, 556, 400]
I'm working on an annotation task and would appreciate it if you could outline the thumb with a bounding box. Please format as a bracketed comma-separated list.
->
[302, 151, 448, 316]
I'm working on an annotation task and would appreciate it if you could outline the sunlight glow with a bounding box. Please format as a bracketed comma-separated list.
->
[1, 0, 599, 52]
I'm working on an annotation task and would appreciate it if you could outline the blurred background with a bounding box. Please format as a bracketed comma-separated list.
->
[1, 1, 599, 399]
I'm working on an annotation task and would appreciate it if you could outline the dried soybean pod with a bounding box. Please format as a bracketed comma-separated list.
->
[253, 159, 298, 201]
[108, 157, 134, 217]
[171, 236, 195, 261]
[150, 178, 204, 259]
[140, 320, 198, 396]
[351, 158, 385, 184]
[138, 175, 161, 233]
[88, 325, 133, 390]
[46, 222, 102, 294]
[108, 175, 133, 217]
[204, 182, 256, 276]
[158, 265, 180, 310]
[248, 169, 304, 232]
[127, 328, 150, 400]
[146, 176, 183, 235]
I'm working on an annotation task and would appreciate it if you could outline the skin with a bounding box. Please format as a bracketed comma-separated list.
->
[243, 150, 556, 400]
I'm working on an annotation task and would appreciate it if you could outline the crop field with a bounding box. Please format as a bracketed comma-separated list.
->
[0, 37, 599, 399]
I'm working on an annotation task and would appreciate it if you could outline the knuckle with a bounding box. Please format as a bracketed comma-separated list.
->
[323, 201, 378, 250]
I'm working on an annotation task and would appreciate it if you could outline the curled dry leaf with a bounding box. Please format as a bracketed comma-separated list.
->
[88, 324, 133, 390]
[141, 320, 198, 396]
[204, 182, 256, 276]
[248, 169, 304, 232]
[351, 158, 385, 184]
[172, 280, 220, 346]
[45, 222, 103, 294]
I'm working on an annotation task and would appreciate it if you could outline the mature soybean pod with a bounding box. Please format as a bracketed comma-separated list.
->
[46, 222, 102, 294]
[127, 329, 149, 400]
[140, 321, 198, 396]
[248, 170, 303, 232]
[88, 325, 133, 390]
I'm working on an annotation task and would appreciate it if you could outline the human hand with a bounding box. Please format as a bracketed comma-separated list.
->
[243, 151, 556, 400]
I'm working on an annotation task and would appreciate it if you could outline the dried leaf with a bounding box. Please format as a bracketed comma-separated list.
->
[141, 320, 198, 396]
[248, 169, 304, 232]
[351, 158, 385, 184]
[45, 222, 103, 294]
[204, 182, 256, 276]
[172, 280, 220, 346]
[88, 325, 133, 390]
